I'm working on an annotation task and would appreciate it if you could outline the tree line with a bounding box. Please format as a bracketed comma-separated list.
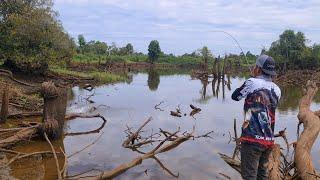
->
[0, 1, 319, 74]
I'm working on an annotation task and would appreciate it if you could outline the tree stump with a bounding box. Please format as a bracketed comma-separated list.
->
[0, 85, 9, 123]
[40, 82, 67, 139]
[295, 80, 320, 180]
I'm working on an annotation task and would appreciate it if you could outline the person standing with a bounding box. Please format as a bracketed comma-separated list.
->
[231, 55, 281, 180]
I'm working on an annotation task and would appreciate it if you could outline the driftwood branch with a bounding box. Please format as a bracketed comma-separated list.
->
[122, 117, 152, 148]
[189, 104, 201, 117]
[64, 114, 107, 136]
[154, 101, 164, 111]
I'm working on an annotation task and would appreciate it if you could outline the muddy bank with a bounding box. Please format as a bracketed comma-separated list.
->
[68, 61, 202, 73]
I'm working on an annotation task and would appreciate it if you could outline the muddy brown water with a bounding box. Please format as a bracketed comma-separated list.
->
[9, 71, 320, 180]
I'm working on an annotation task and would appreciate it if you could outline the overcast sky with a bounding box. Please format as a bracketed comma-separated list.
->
[54, 0, 320, 55]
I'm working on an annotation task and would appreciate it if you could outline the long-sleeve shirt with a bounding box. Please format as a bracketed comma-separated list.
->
[231, 75, 281, 148]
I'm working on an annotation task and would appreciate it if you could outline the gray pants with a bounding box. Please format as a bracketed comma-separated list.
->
[240, 143, 271, 180]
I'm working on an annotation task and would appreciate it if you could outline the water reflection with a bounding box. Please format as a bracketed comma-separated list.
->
[147, 68, 160, 91]
[198, 72, 234, 103]
[8, 69, 320, 179]
[278, 85, 320, 112]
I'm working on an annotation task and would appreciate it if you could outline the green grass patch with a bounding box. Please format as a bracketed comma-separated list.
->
[50, 66, 126, 84]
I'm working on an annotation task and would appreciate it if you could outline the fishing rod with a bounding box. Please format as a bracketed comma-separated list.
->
[207, 30, 249, 67]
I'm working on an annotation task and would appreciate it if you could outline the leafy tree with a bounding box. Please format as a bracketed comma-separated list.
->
[0, 0, 75, 74]
[268, 29, 307, 69]
[148, 40, 161, 63]
[245, 51, 257, 64]
[92, 41, 108, 55]
[125, 43, 134, 55]
[78, 34, 86, 53]
[109, 42, 118, 55]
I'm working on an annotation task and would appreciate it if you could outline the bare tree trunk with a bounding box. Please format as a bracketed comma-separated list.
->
[40, 82, 67, 139]
[295, 80, 320, 180]
[0, 85, 9, 123]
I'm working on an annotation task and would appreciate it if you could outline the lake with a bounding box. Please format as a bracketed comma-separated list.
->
[10, 70, 320, 179]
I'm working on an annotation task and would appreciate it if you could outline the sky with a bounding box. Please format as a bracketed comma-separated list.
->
[54, 0, 320, 56]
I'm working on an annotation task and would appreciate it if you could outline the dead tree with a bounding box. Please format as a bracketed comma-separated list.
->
[40, 82, 67, 139]
[0, 86, 9, 123]
[295, 80, 320, 180]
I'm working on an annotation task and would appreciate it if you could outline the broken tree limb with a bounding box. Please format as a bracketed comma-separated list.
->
[66, 118, 213, 179]
[218, 153, 241, 173]
[295, 80, 320, 180]
[274, 128, 290, 158]
[122, 117, 152, 148]
[170, 111, 182, 117]
[90, 129, 194, 179]
[170, 105, 182, 117]
[189, 104, 201, 117]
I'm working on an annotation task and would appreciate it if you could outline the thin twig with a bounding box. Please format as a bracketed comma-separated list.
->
[68, 132, 103, 158]
[154, 101, 165, 111]
[44, 132, 62, 180]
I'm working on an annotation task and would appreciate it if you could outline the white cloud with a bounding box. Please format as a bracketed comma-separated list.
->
[54, 0, 320, 55]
